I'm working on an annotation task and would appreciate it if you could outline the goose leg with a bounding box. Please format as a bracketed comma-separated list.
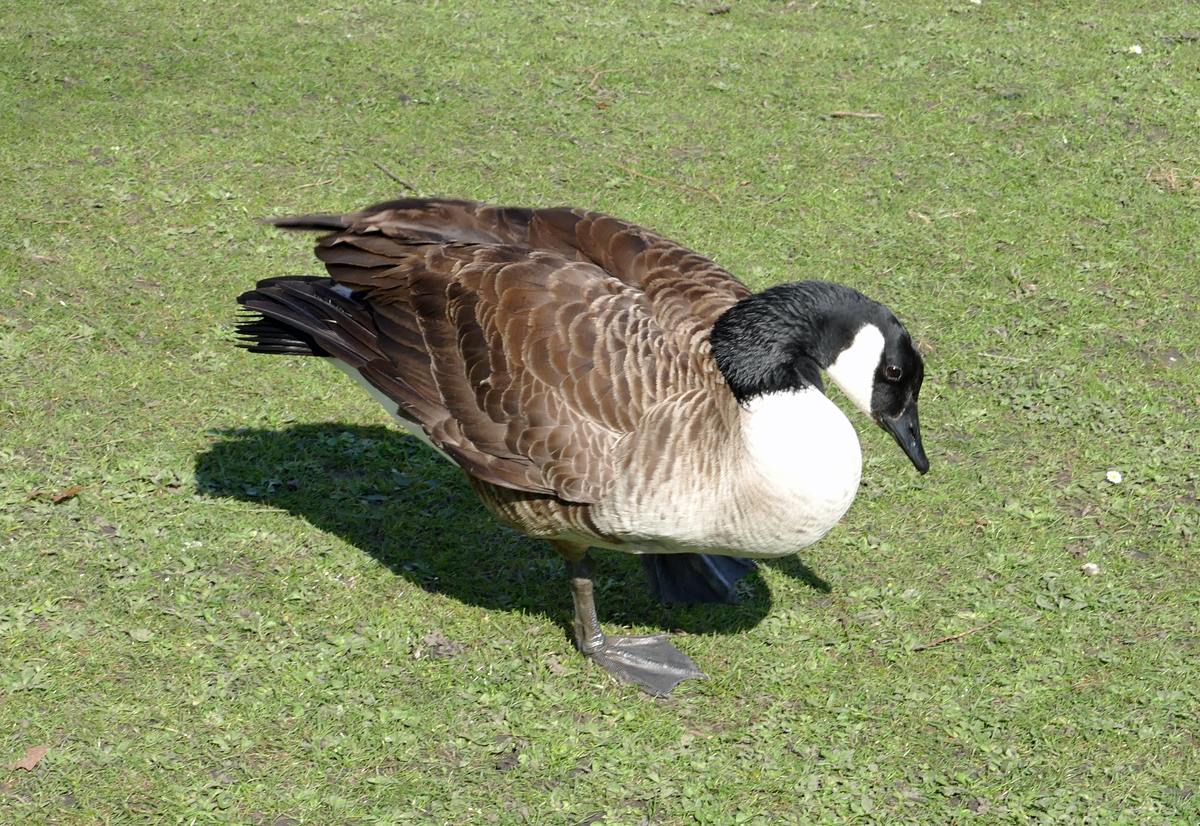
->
[551, 541, 706, 697]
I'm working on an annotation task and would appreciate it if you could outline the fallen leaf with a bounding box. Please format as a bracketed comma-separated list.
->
[7, 744, 51, 772]
[128, 628, 154, 643]
[52, 486, 83, 504]
[546, 654, 569, 676]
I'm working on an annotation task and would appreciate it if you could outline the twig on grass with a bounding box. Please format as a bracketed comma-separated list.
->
[579, 59, 622, 106]
[296, 178, 336, 190]
[979, 352, 1030, 363]
[82, 436, 146, 449]
[19, 216, 72, 225]
[1099, 508, 1140, 530]
[937, 208, 977, 219]
[826, 111, 884, 119]
[755, 186, 789, 206]
[372, 161, 418, 192]
[602, 160, 722, 204]
[910, 207, 976, 223]
[27, 485, 86, 504]
[581, 59, 620, 93]
[911, 617, 1000, 652]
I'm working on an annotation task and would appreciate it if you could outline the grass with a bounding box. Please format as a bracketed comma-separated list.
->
[2, 0, 1199, 823]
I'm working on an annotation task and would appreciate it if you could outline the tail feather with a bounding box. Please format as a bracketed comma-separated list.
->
[269, 213, 353, 232]
[235, 278, 378, 364]
[233, 314, 328, 356]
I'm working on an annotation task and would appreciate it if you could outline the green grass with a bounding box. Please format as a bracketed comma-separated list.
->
[3, 0, 1199, 823]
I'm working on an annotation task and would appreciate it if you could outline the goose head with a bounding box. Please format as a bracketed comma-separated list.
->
[709, 280, 929, 474]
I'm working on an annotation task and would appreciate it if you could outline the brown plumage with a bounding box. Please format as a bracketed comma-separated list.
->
[242, 199, 752, 546]
[236, 197, 929, 695]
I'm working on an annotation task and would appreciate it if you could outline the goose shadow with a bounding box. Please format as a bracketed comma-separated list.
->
[194, 423, 831, 642]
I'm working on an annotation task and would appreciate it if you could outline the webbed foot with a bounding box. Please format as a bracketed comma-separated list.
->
[551, 542, 707, 697]
[587, 633, 706, 697]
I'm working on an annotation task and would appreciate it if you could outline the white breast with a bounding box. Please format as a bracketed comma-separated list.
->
[736, 388, 863, 552]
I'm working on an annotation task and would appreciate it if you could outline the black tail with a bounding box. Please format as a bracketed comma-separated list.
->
[233, 275, 440, 434]
[641, 553, 757, 605]
[233, 315, 328, 356]
[233, 276, 344, 356]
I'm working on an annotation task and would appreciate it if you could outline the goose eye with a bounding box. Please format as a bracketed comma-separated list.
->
[885, 365, 903, 381]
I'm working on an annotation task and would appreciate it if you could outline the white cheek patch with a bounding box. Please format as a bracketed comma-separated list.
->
[825, 323, 884, 417]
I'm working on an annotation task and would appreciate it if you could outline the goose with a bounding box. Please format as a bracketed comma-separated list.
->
[235, 198, 928, 696]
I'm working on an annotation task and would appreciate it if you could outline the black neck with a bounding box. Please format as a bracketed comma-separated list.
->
[710, 281, 880, 404]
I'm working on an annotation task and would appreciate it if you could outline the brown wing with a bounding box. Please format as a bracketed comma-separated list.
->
[274, 198, 753, 354]
[261, 200, 750, 503]
[305, 239, 683, 503]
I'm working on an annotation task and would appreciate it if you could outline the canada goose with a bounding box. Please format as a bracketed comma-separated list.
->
[235, 198, 928, 696]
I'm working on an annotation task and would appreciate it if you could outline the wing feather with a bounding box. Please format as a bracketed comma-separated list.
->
[251, 199, 753, 504]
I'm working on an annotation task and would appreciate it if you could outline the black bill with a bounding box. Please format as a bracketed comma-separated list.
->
[879, 403, 929, 474]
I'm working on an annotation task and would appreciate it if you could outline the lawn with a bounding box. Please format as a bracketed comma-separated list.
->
[2, 0, 1199, 823]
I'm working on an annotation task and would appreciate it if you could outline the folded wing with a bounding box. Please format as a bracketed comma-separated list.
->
[240, 199, 752, 506]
